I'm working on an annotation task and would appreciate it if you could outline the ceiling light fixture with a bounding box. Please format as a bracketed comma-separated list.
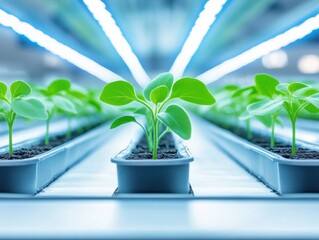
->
[170, 0, 227, 79]
[0, 9, 122, 82]
[198, 13, 319, 84]
[83, 0, 150, 87]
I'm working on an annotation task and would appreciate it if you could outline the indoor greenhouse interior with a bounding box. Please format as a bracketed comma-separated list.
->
[1, 0, 319, 239]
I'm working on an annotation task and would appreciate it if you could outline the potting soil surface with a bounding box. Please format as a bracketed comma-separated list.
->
[127, 133, 180, 159]
[0, 123, 102, 160]
[211, 119, 319, 159]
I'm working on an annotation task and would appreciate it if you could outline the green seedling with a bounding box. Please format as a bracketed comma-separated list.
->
[100, 73, 215, 159]
[248, 79, 319, 155]
[66, 88, 104, 136]
[0, 81, 48, 155]
[201, 85, 240, 129]
[246, 74, 282, 147]
[38, 79, 77, 145]
[231, 86, 260, 139]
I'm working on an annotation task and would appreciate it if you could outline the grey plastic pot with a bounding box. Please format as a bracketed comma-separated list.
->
[0, 123, 109, 194]
[207, 123, 319, 194]
[112, 136, 193, 194]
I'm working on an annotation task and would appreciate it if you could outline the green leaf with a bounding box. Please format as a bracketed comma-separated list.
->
[0, 101, 10, 114]
[150, 86, 169, 104]
[69, 90, 86, 99]
[247, 99, 283, 115]
[256, 115, 272, 128]
[48, 79, 71, 94]
[304, 93, 319, 109]
[223, 85, 239, 91]
[0, 82, 7, 100]
[10, 80, 31, 99]
[52, 95, 77, 114]
[232, 86, 256, 98]
[100, 81, 137, 106]
[276, 83, 289, 95]
[170, 77, 215, 105]
[144, 73, 173, 101]
[293, 87, 319, 98]
[255, 74, 279, 98]
[11, 98, 48, 120]
[288, 82, 308, 93]
[158, 104, 191, 140]
[88, 99, 102, 112]
[134, 107, 148, 115]
[38, 96, 54, 113]
[305, 103, 319, 113]
[239, 110, 253, 121]
[110, 116, 137, 129]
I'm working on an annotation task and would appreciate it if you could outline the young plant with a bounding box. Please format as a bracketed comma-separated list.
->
[247, 80, 319, 155]
[100, 73, 215, 159]
[0, 80, 48, 155]
[230, 86, 260, 139]
[65, 88, 105, 136]
[37, 79, 77, 145]
[246, 74, 282, 147]
[201, 85, 240, 128]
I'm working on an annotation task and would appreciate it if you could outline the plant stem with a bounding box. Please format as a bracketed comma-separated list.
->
[152, 120, 158, 159]
[7, 111, 16, 156]
[8, 123, 13, 156]
[152, 104, 159, 159]
[291, 118, 296, 156]
[246, 120, 252, 139]
[270, 114, 276, 148]
[136, 99, 155, 120]
[45, 118, 50, 145]
[158, 127, 170, 143]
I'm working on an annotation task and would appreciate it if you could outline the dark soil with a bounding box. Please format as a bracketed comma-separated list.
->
[0, 123, 103, 160]
[210, 119, 319, 160]
[126, 133, 180, 160]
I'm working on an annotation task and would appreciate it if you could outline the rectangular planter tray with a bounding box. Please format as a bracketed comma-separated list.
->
[112, 135, 193, 194]
[0, 123, 110, 194]
[206, 122, 319, 194]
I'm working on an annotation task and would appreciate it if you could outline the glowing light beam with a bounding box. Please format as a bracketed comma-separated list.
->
[170, 0, 227, 79]
[83, 0, 150, 87]
[198, 13, 319, 84]
[0, 9, 122, 82]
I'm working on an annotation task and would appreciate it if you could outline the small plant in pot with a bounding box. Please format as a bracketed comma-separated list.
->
[0, 80, 48, 156]
[37, 79, 77, 145]
[100, 73, 215, 193]
[247, 75, 319, 156]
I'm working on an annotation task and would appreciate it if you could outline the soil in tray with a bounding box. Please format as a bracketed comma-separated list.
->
[0, 123, 103, 160]
[127, 133, 180, 160]
[211, 120, 319, 159]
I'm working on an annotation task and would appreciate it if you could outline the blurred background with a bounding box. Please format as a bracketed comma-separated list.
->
[0, 0, 319, 87]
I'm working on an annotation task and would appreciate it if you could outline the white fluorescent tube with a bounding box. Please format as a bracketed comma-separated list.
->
[170, 0, 227, 79]
[0, 9, 122, 82]
[197, 13, 319, 84]
[83, 0, 150, 87]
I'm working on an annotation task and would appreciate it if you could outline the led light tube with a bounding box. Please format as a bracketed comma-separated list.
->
[170, 0, 227, 79]
[83, 0, 150, 87]
[198, 13, 319, 84]
[0, 9, 122, 82]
